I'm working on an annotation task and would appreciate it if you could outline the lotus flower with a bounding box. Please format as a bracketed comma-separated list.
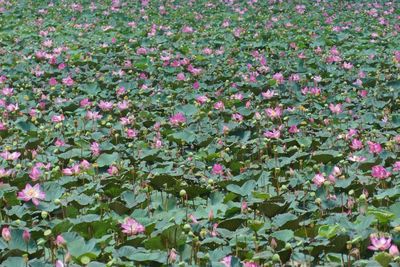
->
[121, 218, 145, 236]
[0, 151, 21, 160]
[2, 227, 11, 242]
[368, 235, 391, 251]
[367, 141, 382, 154]
[329, 103, 343, 114]
[312, 173, 326, 187]
[169, 113, 186, 126]
[389, 245, 399, 256]
[17, 184, 46, 206]
[212, 164, 224, 175]
[371, 165, 391, 179]
[220, 256, 232, 267]
[393, 161, 400, 171]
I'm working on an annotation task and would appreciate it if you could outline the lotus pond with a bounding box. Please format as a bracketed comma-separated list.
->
[0, 0, 399, 266]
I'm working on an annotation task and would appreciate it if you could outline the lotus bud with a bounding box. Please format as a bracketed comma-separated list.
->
[22, 230, 31, 243]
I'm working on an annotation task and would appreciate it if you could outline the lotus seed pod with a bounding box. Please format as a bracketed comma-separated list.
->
[41, 211, 48, 219]
[272, 254, 280, 262]
[179, 189, 187, 197]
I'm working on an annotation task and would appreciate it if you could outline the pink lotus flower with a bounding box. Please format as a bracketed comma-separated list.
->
[51, 114, 65, 123]
[214, 101, 225, 110]
[329, 103, 343, 114]
[220, 256, 232, 267]
[62, 76, 74, 86]
[117, 100, 129, 110]
[368, 234, 392, 251]
[367, 141, 382, 154]
[121, 218, 145, 236]
[107, 165, 118, 175]
[0, 151, 21, 160]
[49, 77, 58, 86]
[348, 155, 366, 162]
[241, 201, 248, 213]
[263, 129, 281, 139]
[55, 235, 66, 247]
[342, 62, 353, 70]
[22, 230, 30, 242]
[176, 72, 186, 81]
[86, 111, 102, 120]
[196, 95, 209, 105]
[350, 139, 363, 150]
[389, 244, 399, 256]
[170, 113, 186, 126]
[1, 87, 13, 96]
[193, 81, 200, 90]
[212, 164, 224, 175]
[126, 129, 137, 139]
[0, 122, 7, 131]
[262, 90, 276, 99]
[312, 173, 326, 187]
[29, 167, 42, 181]
[2, 227, 11, 242]
[232, 113, 243, 122]
[18, 184, 46, 206]
[265, 107, 282, 119]
[272, 72, 284, 84]
[371, 165, 391, 179]
[80, 160, 90, 170]
[0, 168, 12, 178]
[80, 98, 91, 107]
[288, 125, 300, 134]
[168, 248, 178, 263]
[243, 262, 260, 267]
[136, 47, 147, 55]
[98, 101, 113, 111]
[393, 161, 400, 171]
[55, 139, 66, 147]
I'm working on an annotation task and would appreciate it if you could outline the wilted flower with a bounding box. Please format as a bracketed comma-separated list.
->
[121, 218, 145, 236]
[17, 184, 46, 206]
